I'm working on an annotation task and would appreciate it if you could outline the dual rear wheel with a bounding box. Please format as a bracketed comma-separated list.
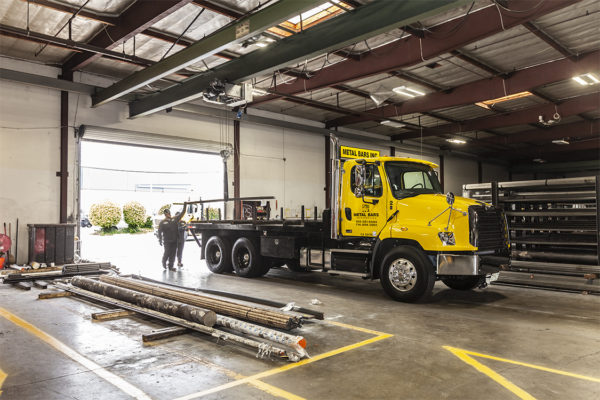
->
[204, 236, 269, 278]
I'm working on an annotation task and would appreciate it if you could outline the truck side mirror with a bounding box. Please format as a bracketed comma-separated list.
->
[353, 164, 366, 197]
[446, 192, 455, 206]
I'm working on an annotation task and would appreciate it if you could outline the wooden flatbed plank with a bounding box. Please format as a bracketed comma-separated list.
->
[142, 326, 188, 342]
[13, 282, 32, 291]
[38, 290, 74, 299]
[91, 309, 136, 321]
[33, 280, 49, 289]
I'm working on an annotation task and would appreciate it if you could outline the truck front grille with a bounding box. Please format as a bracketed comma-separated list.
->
[469, 205, 507, 251]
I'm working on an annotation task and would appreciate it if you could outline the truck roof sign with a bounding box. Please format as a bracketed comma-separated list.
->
[340, 146, 380, 159]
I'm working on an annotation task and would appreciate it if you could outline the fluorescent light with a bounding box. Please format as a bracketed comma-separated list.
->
[405, 87, 425, 96]
[586, 73, 599, 83]
[288, 2, 336, 24]
[251, 88, 268, 96]
[381, 120, 405, 128]
[573, 73, 599, 86]
[446, 138, 466, 144]
[393, 86, 424, 98]
[475, 91, 533, 109]
[552, 139, 569, 145]
[533, 158, 546, 163]
[255, 42, 268, 48]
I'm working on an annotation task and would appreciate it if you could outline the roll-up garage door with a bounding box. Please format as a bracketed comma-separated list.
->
[79, 125, 232, 154]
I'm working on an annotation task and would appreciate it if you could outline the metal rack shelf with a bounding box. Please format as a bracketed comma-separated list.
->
[464, 176, 600, 292]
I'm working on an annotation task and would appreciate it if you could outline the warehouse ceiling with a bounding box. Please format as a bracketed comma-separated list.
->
[0, 0, 598, 165]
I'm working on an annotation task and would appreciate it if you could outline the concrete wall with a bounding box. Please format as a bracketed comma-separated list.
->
[1, 57, 509, 264]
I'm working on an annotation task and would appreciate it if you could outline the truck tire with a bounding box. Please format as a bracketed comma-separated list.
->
[441, 276, 485, 290]
[379, 247, 435, 302]
[204, 236, 232, 274]
[231, 237, 263, 278]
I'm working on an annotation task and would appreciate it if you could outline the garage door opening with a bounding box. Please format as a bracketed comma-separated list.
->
[79, 139, 223, 269]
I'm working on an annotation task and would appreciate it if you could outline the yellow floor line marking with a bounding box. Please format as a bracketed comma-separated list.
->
[165, 350, 306, 400]
[0, 306, 152, 400]
[445, 346, 600, 383]
[445, 346, 536, 400]
[0, 368, 7, 396]
[445, 346, 600, 400]
[173, 333, 393, 400]
[325, 320, 389, 336]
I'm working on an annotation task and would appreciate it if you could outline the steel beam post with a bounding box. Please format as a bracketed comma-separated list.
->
[59, 69, 72, 223]
[234, 120, 241, 220]
[93, 0, 323, 106]
[129, 0, 472, 118]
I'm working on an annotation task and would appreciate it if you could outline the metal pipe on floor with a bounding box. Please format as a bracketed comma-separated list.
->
[99, 275, 302, 330]
[55, 282, 299, 361]
[71, 276, 217, 327]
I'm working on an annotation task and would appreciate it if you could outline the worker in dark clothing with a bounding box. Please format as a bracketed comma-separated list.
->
[175, 212, 187, 267]
[158, 207, 185, 270]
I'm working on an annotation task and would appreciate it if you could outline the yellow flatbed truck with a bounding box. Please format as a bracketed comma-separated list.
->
[189, 135, 510, 302]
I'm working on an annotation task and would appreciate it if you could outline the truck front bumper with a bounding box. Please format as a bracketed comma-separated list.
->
[436, 254, 510, 276]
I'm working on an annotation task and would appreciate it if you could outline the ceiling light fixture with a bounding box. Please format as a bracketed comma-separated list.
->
[475, 91, 532, 109]
[380, 120, 405, 128]
[446, 138, 466, 144]
[533, 158, 546, 163]
[572, 73, 599, 86]
[251, 88, 268, 96]
[393, 86, 425, 97]
[551, 138, 570, 145]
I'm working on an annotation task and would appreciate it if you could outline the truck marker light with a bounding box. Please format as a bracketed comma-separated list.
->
[400, 227, 408, 232]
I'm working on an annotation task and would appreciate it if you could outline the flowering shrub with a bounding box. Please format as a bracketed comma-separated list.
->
[123, 201, 146, 229]
[89, 201, 121, 230]
[158, 204, 172, 216]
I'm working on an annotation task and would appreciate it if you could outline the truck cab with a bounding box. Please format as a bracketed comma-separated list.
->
[329, 154, 510, 301]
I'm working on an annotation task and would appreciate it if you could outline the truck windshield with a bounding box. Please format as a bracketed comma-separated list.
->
[384, 162, 442, 199]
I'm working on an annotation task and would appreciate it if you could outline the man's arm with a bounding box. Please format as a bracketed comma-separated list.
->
[157, 222, 163, 244]
[174, 202, 188, 223]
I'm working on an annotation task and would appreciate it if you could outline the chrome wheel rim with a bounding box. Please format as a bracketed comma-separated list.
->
[388, 258, 417, 292]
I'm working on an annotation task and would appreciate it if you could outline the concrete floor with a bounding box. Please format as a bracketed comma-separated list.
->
[1, 233, 599, 399]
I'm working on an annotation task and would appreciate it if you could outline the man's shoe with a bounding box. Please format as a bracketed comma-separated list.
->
[162, 264, 167, 270]
[169, 267, 177, 271]
[177, 262, 183, 267]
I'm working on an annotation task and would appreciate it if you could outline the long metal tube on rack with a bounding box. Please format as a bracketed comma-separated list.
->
[71, 277, 217, 327]
[55, 282, 299, 361]
[99, 275, 302, 330]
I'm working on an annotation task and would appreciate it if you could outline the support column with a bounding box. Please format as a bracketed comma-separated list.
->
[478, 161, 483, 183]
[390, 146, 395, 156]
[325, 136, 331, 208]
[59, 69, 72, 223]
[233, 120, 241, 220]
[439, 155, 445, 192]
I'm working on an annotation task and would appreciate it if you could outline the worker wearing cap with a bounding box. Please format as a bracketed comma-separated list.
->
[158, 207, 185, 270]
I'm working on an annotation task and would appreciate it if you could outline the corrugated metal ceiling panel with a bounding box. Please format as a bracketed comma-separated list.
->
[534, 0, 600, 55]
[537, 79, 600, 102]
[433, 103, 496, 120]
[0, 36, 72, 64]
[61, 0, 134, 14]
[462, 25, 564, 72]
[405, 54, 490, 87]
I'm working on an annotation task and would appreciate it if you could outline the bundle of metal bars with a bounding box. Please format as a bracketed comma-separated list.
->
[99, 275, 302, 330]
[63, 262, 112, 274]
[56, 279, 299, 361]
[463, 176, 600, 293]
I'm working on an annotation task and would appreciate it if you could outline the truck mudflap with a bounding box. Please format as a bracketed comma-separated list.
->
[436, 254, 510, 276]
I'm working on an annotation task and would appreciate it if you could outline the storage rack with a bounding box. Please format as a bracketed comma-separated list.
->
[463, 176, 600, 293]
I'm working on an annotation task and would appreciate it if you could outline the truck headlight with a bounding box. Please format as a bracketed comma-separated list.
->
[438, 231, 455, 245]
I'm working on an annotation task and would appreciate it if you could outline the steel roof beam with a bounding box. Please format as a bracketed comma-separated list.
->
[477, 120, 599, 146]
[93, 0, 323, 106]
[523, 21, 575, 59]
[62, 0, 194, 72]
[129, 0, 473, 118]
[328, 50, 599, 127]
[394, 92, 600, 140]
[192, 0, 243, 18]
[250, 0, 579, 106]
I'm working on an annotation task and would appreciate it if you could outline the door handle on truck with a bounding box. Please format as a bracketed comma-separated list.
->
[345, 208, 352, 220]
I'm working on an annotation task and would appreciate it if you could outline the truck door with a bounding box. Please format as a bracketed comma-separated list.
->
[341, 162, 388, 237]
